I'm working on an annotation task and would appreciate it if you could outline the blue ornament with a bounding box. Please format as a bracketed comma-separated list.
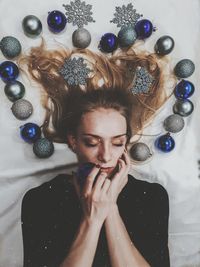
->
[47, 10, 67, 33]
[0, 61, 19, 82]
[76, 162, 96, 188]
[99, 33, 118, 53]
[20, 122, 41, 143]
[155, 133, 175, 152]
[174, 80, 194, 99]
[135, 19, 154, 39]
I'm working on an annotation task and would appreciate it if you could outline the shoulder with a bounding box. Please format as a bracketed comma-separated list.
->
[126, 174, 169, 207]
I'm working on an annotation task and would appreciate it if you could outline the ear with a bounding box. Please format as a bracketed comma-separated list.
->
[66, 134, 77, 151]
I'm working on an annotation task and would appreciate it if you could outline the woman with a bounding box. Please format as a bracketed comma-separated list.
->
[20, 43, 171, 267]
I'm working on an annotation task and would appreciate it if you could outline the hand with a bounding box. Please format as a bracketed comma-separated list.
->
[73, 165, 112, 226]
[107, 149, 131, 204]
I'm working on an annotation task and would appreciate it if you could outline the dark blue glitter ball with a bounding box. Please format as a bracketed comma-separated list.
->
[0, 61, 19, 83]
[155, 133, 175, 152]
[99, 33, 118, 53]
[47, 10, 67, 33]
[174, 80, 195, 100]
[135, 19, 153, 39]
[76, 162, 96, 187]
[20, 123, 41, 143]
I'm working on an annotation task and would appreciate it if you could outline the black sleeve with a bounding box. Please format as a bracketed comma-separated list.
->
[143, 183, 170, 267]
[21, 187, 70, 267]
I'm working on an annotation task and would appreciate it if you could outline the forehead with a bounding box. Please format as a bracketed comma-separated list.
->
[78, 108, 127, 138]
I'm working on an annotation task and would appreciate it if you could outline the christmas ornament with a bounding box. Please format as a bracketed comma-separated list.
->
[155, 133, 175, 152]
[22, 15, 42, 38]
[11, 99, 33, 120]
[154, 35, 174, 56]
[63, 0, 95, 28]
[59, 57, 91, 85]
[72, 28, 91, 48]
[33, 138, 54, 158]
[47, 10, 67, 33]
[110, 3, 143, 28]
[174, 59, 195, 78]
[0, 61, 19, 82]
[76, 162, 96, 187]
[163, 114, 185, 133]
[99, 33, 118, 53]
[0, 36, 22, 59]
[4, 81, 25, 102]
[20, 123, 41, 143]
[131, 66, 154, 94]
[135, 19, 154, 39]
[174, 80, 194, 99]
[118, 26, 137, 47]
[129, 142, 152, 161]
[173, 99, 194, 117]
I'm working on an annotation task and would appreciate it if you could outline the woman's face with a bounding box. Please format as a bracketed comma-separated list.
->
[69, 108, 128, 177]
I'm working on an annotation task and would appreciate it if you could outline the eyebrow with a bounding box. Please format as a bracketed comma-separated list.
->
[82, 133, 127, 139]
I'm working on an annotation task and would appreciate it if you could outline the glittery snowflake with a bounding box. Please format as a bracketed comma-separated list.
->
[63, 0, 95, 28]
[59, 57, 91, 86]
[131, 67, 154, 95]
[110, 3, 143, 28]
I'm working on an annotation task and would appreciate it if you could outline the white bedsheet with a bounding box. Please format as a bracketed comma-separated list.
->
[0, 0, 200, 266]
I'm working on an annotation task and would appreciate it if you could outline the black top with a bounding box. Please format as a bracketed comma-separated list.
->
[21, 174, 170, 267]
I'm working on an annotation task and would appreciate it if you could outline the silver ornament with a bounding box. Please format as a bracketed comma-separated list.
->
[11, 99, 33, 120]
[72, 28, 91, 48]
[163, 114, 185, 133]
[4, 81, 25, 102]
[22, 15, 42, 38]
[154, 35, 174, 56]
[173, 99, 194, 117]
[174, 59, 195, 78]
[33, 138, 54, 158]
[118, 26, 137, 47]
[0, 36, 22, 59]
[130, 142, 152, 161]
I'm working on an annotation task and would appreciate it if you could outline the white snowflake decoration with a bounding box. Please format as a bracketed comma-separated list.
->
[131, 67, 154, 95]
[63, 0, 95, 28]
[59, 57, 91, 86]
[110, 3, 143, 28]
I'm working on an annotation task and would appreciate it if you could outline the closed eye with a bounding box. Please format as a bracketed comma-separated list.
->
[85, 143, 124, 147]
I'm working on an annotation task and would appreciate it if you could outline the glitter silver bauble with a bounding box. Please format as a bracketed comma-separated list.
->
[173, 99, 194, 117]
[11, 99, 33, 120]
[33, 138, 54, 158]
[0, 36, 22, 59]
[22, 15, 42, 38]
[130, 142, 151, 161]
[72, 28, 91, 48]
[118, 26, 137, 47]
[174, 59, 195, 78]
[4, 81, 25, 102]
[154, 35, 174, 56]
[163, 114, 185, 133]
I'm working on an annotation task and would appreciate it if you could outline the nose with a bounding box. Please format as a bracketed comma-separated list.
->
[97, 143, 112, 163]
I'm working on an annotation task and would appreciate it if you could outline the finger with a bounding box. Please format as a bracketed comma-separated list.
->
[83, 166, 101, 194]
[101, 178, 111, 194]
[93, 171, 108, 192]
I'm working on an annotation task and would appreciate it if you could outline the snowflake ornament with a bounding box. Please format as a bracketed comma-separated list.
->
[63, 0, 95, 28]
[131, 67, 154, 95]
[59, 57, 91, 86]
[110, 3, 143, 28]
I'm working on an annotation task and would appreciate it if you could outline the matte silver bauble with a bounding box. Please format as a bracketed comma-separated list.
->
[154, 35, 174, 56]
[163, 114, 185, 133]
[11, 99, 33, 120]
[33, 138, 54, 158]
[22, 15, 42, 38]
[4, 81, 25, 102]
[118, 26, 137, 47]
[173, 99, 194, 117]
[72, 28, 91, 48]
[174, 59, 195, 78]
[130, 142, 152, 161]
[0, 36, 22, 59]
